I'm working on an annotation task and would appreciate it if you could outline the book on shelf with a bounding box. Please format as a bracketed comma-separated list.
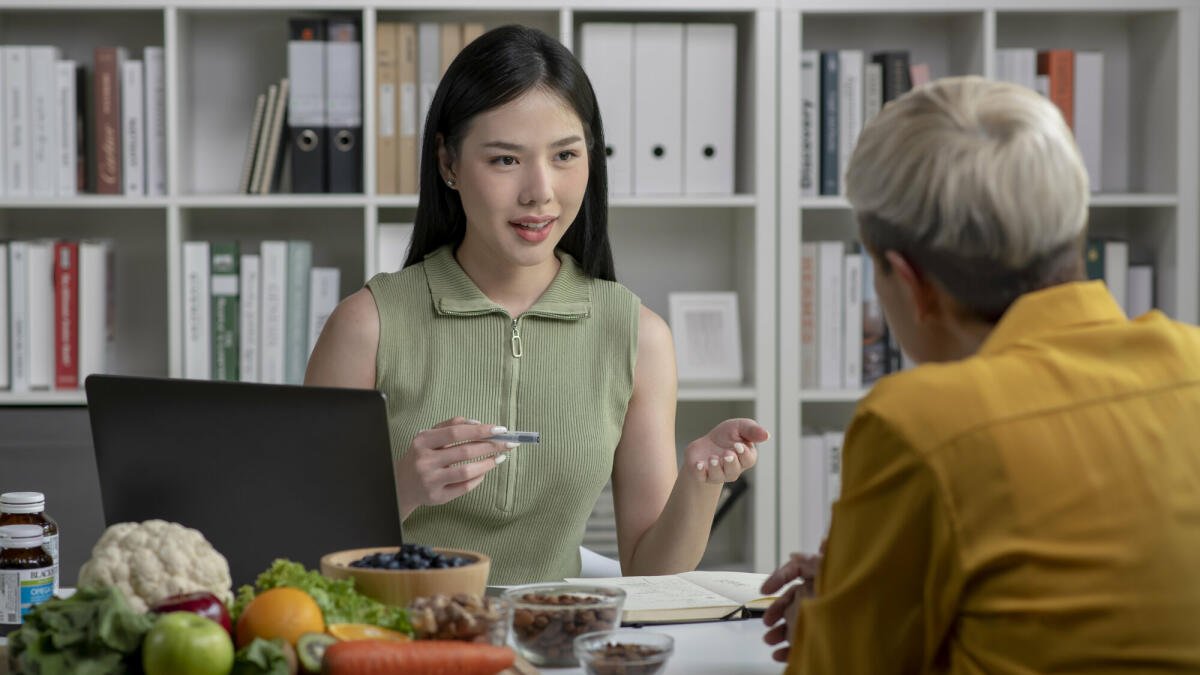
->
[284, 240, 312, 385]
[93, 46, 127, 195]
[27, 241, 54, 391]
[375, 22, 399, 196]
[259, 78, 290, 195]
[259, 241, 288, 385]
[798, 429, 844, 554]
[4, 46, 31, 197]
[53, 241, 79, 390]
[239, 254, 261, 383]
[1038, 49, 1074, 130]
[30, 46, 61, 198]
[121, 58, 144, 196]
[211, 242, 240, 382]
[908, 62, 931, 88]
[818, 50, 838, 196]
[396, 23, 419, 194]
[307, 267, 340, 357]
[78, 240, 115, 384]
[144, 46, 166, 196]
[564, 572, 800, 624]
[55, 59, 78, 197]
[238, 92, 268, 194]
[836, 49, 863, 195]
[799, 50, 818, 197]
[183, 241, 212, 380]
[8, 243, 29, 392]
[0, 244, 7, 390]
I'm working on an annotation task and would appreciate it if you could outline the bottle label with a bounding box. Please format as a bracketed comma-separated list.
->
[44, 534, 59, 593]
[0, 567, 54, 625]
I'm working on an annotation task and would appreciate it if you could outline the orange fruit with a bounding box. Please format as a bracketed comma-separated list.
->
[327, 623, 412, 642]
[236, 587, 325, 648]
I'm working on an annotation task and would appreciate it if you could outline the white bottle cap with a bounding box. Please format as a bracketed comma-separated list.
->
[0, 492, 46, 515]
[0, 524, 45, 548]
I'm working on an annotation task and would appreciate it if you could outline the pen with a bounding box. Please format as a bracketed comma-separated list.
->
[487, 431, 540, 444]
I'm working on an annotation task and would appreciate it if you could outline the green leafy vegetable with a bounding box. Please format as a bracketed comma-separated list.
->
[231, 637, 292, 675]
[8, 585, 155, 675]
[231, 558, 411, 635]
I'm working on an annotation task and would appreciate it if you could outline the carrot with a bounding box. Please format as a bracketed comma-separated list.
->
[321, 639, 516, 675]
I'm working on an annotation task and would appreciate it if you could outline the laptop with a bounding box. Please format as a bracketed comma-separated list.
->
[85, 374, 403, 587]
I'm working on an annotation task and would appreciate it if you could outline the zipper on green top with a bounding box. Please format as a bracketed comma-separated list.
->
[498, 316, 522, 512]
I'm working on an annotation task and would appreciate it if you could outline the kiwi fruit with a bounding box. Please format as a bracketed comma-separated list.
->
[297, 632, 339, 674]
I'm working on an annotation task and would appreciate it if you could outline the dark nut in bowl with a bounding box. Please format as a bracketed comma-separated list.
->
[407, 593, 511, 645]
[575, 629, 674, 675]
[502, 583, 625, 667]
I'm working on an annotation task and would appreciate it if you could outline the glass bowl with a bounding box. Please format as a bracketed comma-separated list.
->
[575, 629, 674, 675]
[502, 583, 625, 667]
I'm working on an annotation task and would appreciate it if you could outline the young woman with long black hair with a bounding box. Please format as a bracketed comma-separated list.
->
[306, 25, 765, 584]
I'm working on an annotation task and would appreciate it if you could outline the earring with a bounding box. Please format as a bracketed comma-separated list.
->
[445, 179, 456, 188]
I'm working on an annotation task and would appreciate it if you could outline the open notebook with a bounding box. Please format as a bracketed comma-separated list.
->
[564, 571, 802, 624]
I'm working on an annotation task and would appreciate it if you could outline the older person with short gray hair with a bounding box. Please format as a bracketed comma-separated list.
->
[763, 76, 1200, 674]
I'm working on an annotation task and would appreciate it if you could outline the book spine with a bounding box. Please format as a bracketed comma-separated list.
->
[182, 241, 211, 380]
[258, 78, 289, 195]
[861, 253, 887, 386]
[837, 50, 862, 196]
[823, 431, 844, 531]
[121, 59, 144, 195]
[817, 241, 844, 390]
[842, 253, 862, 389]
[53, 241, 79, 389]
[307, 266, 340, 358]
[800, 243, 818, 389]
[27, 241, 54, 390]
[249, 83, 279, 195]
[144, 47, 166, 196]
[55, 60, 77, 197]
[819, 51, 839, 196]
[1037, 49, 1074, 130]
[77, 240, 112, 380]
[75, 65, 88, 192]
[4, 47, 31, 197]
[285, 240, 313, 384]
[210, 241, 240, 381]
[375, 22, 398, 195]
[799, 51, 818, 197]
[0, 244, 7, 389]
[239, 254, 261, 382]
[863, 62, 883, 125]
[259, 241, 288, 384]
[29, 47, 59, 198]
[9, 242, 29, 392]
[93, 47, 124, 195]
[396, 23, 419, 194]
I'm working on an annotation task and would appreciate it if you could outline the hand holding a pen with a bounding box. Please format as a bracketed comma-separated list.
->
[395, 416, 519, 520]
[684, 417, 766, 484]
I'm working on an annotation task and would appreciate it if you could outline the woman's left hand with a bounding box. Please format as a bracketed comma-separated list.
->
[685, 418, 766, 483]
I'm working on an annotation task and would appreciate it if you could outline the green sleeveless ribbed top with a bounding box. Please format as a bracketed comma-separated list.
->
[365, 245, 639, 584]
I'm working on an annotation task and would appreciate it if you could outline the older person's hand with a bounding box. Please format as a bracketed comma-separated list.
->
[761, 550, 822, 663]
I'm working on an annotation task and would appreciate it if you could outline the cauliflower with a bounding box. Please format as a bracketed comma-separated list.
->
[77, 520, 234, 613]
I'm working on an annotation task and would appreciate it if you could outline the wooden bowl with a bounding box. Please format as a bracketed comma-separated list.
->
[320, 547, 490, 607]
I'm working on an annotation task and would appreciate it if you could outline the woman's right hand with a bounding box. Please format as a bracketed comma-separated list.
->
[396, 417, 514, 520]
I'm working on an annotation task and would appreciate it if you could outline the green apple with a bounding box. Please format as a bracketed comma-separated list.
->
[143, 610, 235, 675]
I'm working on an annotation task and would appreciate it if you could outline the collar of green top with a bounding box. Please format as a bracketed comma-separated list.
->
[423, 244, 592, 319]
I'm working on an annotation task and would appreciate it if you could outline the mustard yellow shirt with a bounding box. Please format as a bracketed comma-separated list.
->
[788, 281, 1200, 674]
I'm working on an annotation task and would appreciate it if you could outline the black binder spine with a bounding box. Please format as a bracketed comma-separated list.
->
[326, 19, 362, 193]
[287, 18, 327, 193]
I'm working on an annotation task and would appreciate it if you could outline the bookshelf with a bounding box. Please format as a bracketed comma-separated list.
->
[777, 1, 1199, 561]
[0, 0, 778, 574]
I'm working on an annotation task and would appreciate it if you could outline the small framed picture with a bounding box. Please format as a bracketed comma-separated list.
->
[668, 292, 743, 383]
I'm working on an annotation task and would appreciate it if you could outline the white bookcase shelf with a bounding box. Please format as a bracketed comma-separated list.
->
[777, 0, 1199, 562]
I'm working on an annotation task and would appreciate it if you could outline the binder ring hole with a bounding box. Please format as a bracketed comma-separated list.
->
[652, 145, 665, 158]
[298, 129, 319, 152]
[703, 145, 716, 158]
[335, 130, 356, 151]
[605, 145, 614, 157]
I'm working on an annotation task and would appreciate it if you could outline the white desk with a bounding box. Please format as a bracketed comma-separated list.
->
[546, 618, 781, 674]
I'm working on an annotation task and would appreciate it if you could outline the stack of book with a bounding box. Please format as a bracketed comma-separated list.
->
[374, 22, 484, 195]
[1, 240, 114, 392]
[182, 240, 341, 384]
[995, 48, 1104, 192]
[799, 429, 844, 555]
[801, 241, 908, 392]
[0, 44, 165, 197]
[236, 78, 291, 195]
[800, 50, 925, 196]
